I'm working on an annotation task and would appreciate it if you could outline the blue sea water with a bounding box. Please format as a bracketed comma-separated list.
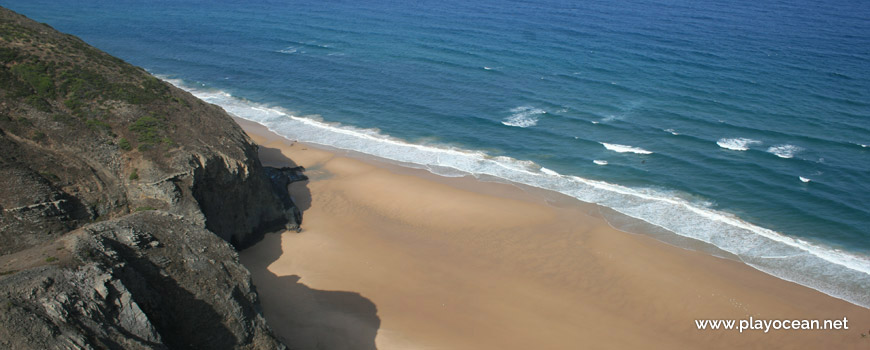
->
[5, 0, 869, 306]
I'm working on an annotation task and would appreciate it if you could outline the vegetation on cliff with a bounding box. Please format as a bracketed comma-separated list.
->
[0, 6, 300, 251]
[0, 7, 299, 349]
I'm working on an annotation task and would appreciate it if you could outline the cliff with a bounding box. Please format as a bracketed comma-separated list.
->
[0, 7, 299, 349]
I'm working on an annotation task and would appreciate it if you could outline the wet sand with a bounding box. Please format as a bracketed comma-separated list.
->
[236, 118, 870, 349]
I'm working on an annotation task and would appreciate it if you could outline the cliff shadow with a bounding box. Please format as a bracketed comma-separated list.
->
[244, 232, 380, 350]
[258, 145, 312, 213]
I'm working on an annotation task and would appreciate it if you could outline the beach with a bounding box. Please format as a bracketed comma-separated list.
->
[237, 118, 870, 349]
[3, 1, 868, 348]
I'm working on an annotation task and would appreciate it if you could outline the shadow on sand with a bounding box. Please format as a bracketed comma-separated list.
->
[245, 232, 381, 350]
[258, 145, 312, 212]
[249, 145, 379, 349]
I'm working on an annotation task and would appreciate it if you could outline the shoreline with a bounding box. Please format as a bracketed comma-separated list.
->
[171, 78, 870, 309]
[235, 117, 870, 349]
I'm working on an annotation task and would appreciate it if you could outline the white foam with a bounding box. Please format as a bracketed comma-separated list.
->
[601, 142, 653, 154]
[501, 106, 545, 128]
[767, 144, 803, 158]
[483, 66, 493, 70]
[593, 160, 608, 165]
[717, 138, 762, 151]
[799, 176, 811, 183]
[665, 128, 679, 135]
[540, 167, 559, 176]
[163, 77, 870, 308]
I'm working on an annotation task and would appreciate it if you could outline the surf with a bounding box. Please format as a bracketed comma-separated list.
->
[767, 144, 803, 158]
[166, 77, 870, 309]
[502, 106, 546, 128]
[717, 138, 762, 151]
[600, 142, 653, 154]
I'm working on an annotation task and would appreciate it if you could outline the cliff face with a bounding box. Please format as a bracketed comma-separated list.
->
[0, 7, 298, 349]
[0, 212, 283, 350]
[0, 7, 300, 252]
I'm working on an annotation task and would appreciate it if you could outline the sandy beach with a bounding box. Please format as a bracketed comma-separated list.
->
[236, 118, 869, 349]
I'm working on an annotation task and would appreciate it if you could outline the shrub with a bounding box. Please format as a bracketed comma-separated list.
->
[11, 63, 54, 99]
[52, 114, 72, 123]
[85, 118, 112, 133]
[0, 47, 19, 63]
[63, 98, 84, 115]
[129, 114, 171, 147]
[59, 68, 107, 102]
[24, 95, 51, 111]
[16, 117, 33, 127]
[32, 131, 46, 142]
[119, 137, 131, 151]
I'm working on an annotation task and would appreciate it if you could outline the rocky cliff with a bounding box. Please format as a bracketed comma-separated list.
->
[0, 7, 298, 349]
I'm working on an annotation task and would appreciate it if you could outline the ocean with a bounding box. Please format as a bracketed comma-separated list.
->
[5, 0, 869, 307]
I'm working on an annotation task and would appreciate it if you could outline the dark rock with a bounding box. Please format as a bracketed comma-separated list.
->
[0, 6, 299, 252]
[0, 6, 298, 349]
[0, 212, 285, 350]
[263, 166, 307, 233]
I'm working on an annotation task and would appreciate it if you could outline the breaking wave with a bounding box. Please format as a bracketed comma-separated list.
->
[164, 78, 870, 308]
[767, 144, 804, 158]
[717, 137, 762, 151]
[601, 142, 653, 154]
[502, 106, 545, 128]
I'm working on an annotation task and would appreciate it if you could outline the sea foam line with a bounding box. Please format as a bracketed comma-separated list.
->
[600, 142, 653, 154]
[502, 106, 545, 128]
[164, 78, 870, 308]
[717, 137, 762, 151]
[767, 144, 803, 159]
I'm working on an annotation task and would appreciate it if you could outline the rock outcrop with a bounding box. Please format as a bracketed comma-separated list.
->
[0, 6, 300, 349]
[0, 212, 285, 350]
[0, 6, 300, 252]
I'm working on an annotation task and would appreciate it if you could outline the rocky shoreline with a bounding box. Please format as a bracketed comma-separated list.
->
[0, 7, 298, 349]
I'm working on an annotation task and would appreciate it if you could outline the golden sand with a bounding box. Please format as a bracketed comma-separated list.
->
[236, 118, 870, 349]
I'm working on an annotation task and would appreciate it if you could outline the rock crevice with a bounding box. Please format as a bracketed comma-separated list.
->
[0, 6, 297, 349]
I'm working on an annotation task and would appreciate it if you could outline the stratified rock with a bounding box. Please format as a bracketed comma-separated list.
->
[0, 6, 299, 252]
[0, 211, 285, 350]
[0, 6, 300, 349]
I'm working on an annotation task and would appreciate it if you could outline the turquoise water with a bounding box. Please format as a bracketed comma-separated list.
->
[6, 0, 869, 306]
